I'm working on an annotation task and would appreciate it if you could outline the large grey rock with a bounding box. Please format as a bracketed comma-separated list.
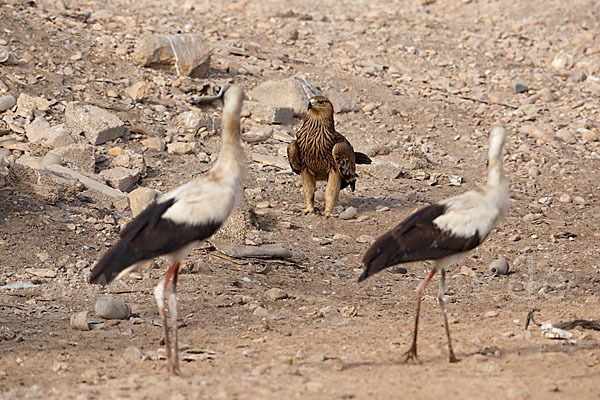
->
[244, 101, 294, 125]
[99, 167, 139, 192]
[132, 34, 211, 78]
[65, 102, 125, 145]
[248, 78, 309, 115]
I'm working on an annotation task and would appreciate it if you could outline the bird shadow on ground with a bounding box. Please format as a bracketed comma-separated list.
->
[339, 341, 600, 371]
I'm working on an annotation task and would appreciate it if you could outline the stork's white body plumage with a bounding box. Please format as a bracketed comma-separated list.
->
[360, 126, 509, 363]
[90, 85, 245, 375]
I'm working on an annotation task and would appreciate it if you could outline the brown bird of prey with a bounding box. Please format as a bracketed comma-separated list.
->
[89, 85, 245, 375]
[359, 126, 509, 364]
[287, 96, 371, 216]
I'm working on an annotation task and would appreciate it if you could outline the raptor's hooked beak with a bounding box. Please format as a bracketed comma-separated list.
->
[307, 100, 313, 110]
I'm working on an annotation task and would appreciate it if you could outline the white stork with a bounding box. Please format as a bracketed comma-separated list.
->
[89, 85, 246, 375]
[359, 126, 509, 363]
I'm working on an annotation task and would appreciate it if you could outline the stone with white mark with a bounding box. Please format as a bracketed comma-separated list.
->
[132, 34, 211, 78]
[99, 167, 139, 191]
[65, 103, 125, 145]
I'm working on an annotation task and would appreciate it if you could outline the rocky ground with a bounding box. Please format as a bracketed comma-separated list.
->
[1, 0, 600, 398]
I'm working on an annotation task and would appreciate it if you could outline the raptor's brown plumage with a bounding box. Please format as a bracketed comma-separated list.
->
[287, 96, 371, 216]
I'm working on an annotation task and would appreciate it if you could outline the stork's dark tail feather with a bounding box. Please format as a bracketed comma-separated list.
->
[89, 238, 143, 285]
[355, 152, 372, 165]
[358, 231, 402, 282]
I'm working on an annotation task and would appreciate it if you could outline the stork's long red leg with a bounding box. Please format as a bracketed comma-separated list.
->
[154, 261, 181, 375]
[168, 262, 181, 375]
[438, 268, 459, 363]
[402, 268, 437, 364]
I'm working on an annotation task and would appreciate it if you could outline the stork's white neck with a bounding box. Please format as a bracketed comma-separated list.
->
[487, 127, 507, 187]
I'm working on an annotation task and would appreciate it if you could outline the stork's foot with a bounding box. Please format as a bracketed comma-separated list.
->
[168, 361, 185, 377]
[448, 352, 460, 363]
[302, 207, 315, 214]
[401, 345, 420, 365]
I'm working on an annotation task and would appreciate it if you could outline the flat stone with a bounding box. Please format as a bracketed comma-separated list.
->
[25, 268, 57, 278]
[264, 287, 288, 301]
[555, 128, 577, 143]
[356, 234, 375, 244]
[65, 102, 125, 145]
[248, 78, 309, 115]
[132, 34, 211, 78]
[244, 101, 294, 125]
[141, 136, 166, 150]
[251, 153, 289, 169]
[521, 125, 553, 142]
[44, 164, 128, 210]
[128, 186, 161, 216]
[167, 142, 196, 154]
[99, 167, 139, 192]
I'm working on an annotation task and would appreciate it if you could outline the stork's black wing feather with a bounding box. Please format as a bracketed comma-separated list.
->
[359, 204, 482, 282]
[89, 199, 222, 285]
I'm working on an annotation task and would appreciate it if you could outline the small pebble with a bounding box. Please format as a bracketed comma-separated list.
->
[339, 206, 358, 220]
[512, 79, 529, 93]
[264, 287, 288, 301]
[573, 196, 586, 206]
[489, 258, 509, 275]
[558, 193, 572, 203]
[123, 346, 144, 361]
[528, 166, 541, 177]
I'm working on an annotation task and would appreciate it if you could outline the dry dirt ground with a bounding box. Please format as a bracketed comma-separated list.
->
[1, 0, 600, 399]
